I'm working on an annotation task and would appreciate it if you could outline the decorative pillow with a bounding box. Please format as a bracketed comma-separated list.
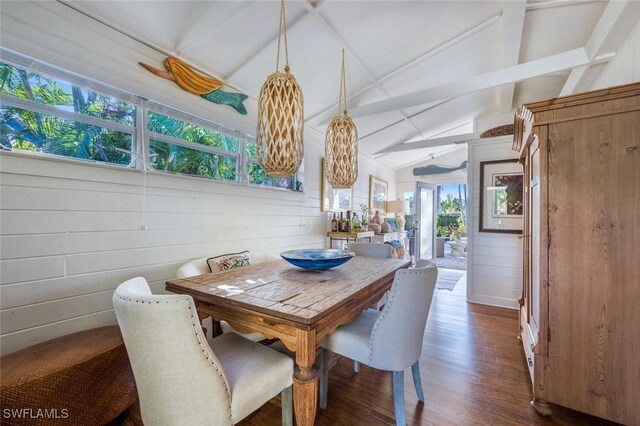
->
[206, 251, 252, 272]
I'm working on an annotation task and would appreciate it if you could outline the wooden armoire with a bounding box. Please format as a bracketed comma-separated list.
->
[514, 82, 640, 425]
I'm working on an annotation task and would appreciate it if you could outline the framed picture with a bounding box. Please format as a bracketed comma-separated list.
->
[321, 158, 354, 212]
[384, 217, 399, 231]
[369, 175, 388, 214]
[479, 159, 524, 234]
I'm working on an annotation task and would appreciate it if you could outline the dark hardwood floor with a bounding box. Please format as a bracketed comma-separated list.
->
[239, 278, 619, 426]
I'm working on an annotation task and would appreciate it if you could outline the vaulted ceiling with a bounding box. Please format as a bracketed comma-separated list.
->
[61, 0, 640, 169]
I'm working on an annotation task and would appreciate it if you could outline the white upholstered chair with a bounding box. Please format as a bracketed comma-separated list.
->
[176, 253, 279, 342]
[344, 242, 393, 259]
[319, 262, 438, 426]
[113, 277, 293, 426]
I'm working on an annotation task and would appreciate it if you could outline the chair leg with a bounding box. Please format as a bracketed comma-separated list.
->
[319, 348, 328, 410]
[353, 360, 360, 373]
[411, 361, 424, 402]
[392, 371, 407, 426]
[281, 385, 293, 426]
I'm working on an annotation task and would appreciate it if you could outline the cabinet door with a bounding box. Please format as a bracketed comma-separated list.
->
[529, 139, 541, 344]
[546, 110, 640, 421]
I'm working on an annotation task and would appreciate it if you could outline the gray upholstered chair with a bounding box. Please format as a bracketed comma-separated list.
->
[344, 241, 394, 370]
[345, 242, 393, 258]
[176, 253, 279, 342]
[319, 262, 438, 426]
[113, 277, 293, 426]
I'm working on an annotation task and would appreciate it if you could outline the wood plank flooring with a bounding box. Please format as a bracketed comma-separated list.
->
[239, 279, 619, 426]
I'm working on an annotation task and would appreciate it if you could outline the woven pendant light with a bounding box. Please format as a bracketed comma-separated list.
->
[256, 0, 304, 178]
[325, 49, 358, 188]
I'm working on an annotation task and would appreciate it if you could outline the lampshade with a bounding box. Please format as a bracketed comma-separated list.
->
[256, 0, 304, 178]
[387, 199, 409, 214]
[325, 49, 358, 188]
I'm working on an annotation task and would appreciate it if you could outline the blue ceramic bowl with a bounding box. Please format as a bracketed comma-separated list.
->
[280, 249, 355, 270]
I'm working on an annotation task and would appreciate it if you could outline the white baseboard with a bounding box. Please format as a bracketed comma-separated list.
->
[466, 293, 519, 310]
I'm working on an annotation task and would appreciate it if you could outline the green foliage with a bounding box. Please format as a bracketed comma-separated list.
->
[1, 62, 133, 164]
[439, 193, 461, 213]
[457, 215, 467, 235]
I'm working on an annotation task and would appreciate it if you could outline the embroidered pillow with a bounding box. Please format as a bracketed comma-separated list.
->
[206, 251, 252, 272]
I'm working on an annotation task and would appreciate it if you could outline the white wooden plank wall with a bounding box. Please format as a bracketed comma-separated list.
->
[466, 137, 522, 309]
[0, 1, 397, 355]
[0, 142, 395, 355]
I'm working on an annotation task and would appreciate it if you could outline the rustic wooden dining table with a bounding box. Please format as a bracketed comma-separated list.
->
[165, 255, 410, 426]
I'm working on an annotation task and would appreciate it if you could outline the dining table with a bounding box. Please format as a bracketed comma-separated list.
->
[166, 255, 411, 426]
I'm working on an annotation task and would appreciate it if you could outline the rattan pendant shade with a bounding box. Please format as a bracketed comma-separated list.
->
[256, 0, 304, 178]
[325, 49, 358, 188]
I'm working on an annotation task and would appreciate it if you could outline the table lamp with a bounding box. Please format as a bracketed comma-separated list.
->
[387, 199, 410, 231]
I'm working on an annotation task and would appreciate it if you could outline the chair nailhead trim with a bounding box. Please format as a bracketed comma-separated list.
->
[115, 295, 234, 423]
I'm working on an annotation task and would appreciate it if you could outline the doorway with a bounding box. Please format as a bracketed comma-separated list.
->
[434, 183, 467, 271]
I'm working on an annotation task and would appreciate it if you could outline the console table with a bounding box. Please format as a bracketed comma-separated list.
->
[326, 231, 374, 248]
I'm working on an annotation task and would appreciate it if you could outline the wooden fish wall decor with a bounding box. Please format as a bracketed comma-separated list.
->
[140, 57, 248, 115]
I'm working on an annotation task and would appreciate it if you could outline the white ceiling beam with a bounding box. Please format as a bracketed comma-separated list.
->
[560, 0, 639, 96]
[376, 112, 513, 155]
[358, 99, 451, 142]
[499, 0, 527, 113]
[525, 0, 602, 12]
[375, 132, 477, 155]
[306, 14, 500, 124]
[173, 1, 252, 56]
[350, 47, 590, 118]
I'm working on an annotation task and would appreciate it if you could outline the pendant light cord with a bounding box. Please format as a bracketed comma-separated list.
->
[275, 0, 290, 73]
[338, 48, 347, 115]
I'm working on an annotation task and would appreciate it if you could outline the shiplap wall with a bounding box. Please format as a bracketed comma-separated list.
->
[0, 2, 396, 355]
[590, 20, 640, 90]
[466, 137, 522, 309]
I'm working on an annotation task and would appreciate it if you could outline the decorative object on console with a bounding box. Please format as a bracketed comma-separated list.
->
[387, 199, 409, 232]
[325, 48, 358, 188]
[256, 0, 304, 178]
[369, 175, 388, 213]
[139, 57, 248, 115]
[372, 210, 384, 225]
[380, 220, 391, 234]
[206, 251, 252, 272]
[384, 217, 399, 232]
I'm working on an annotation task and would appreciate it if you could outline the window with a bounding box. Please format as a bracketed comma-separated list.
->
[0, 62, 135, 165]
[245, 142, 297, 189]
[147, 111, 238, 181]
[0, 53, 302, 190]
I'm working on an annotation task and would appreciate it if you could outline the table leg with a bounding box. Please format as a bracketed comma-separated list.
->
[293, 329, 318, 426]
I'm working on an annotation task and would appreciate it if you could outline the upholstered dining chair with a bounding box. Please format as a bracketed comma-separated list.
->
[113, 277, 293, 426]
[176, 252, 279, 342]
[344, 242, 393, 259]
[319, 261, 438, 426]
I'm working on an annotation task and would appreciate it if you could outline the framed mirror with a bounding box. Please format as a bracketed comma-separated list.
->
[321, 158, 354, 212]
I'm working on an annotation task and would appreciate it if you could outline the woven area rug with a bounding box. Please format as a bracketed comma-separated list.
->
[435, 255, 467, 271]
[436, 268, 465, 291]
